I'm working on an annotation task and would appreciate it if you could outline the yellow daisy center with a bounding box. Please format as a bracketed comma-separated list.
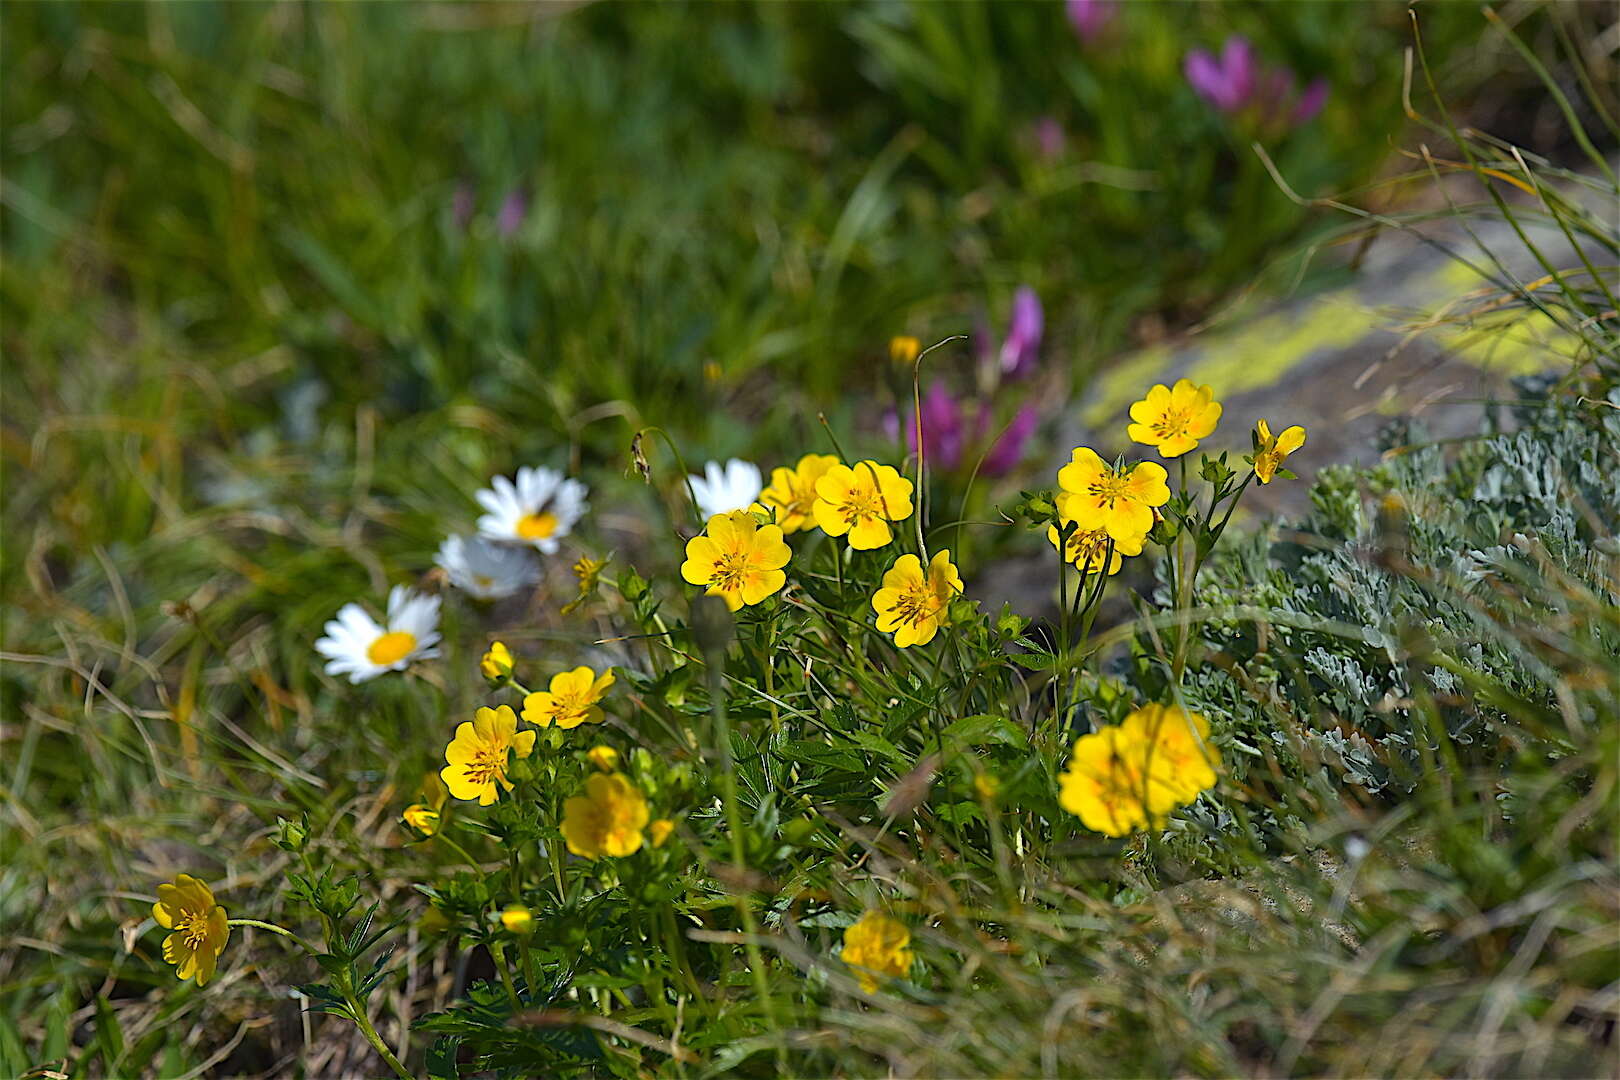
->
[517, 511, 558, 540]
[176, 911, 212, 949]
[367, 630, 417, 666]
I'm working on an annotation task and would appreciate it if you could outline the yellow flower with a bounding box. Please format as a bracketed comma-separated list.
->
[973, 772, 1000, 801]
[1046, 521, 1146, 575]
[1252, 419, 1306, 484]
[523, 666, 615, 729]
[1126, 378, 1223, 458]
[760, 453, 841, 534]
[562, 772, 651, 858]
[480, 641, 515, 680]
[648, 818, 675, 848]
[586, 745, 621, 772]
[872, 549, 962, 647]
[1119, 702, 1219, 812]
[813, 460, 915, 550]
[840, 911, 912, 993]
[152, 874, 229, 987]
[500, 904, 534, 934]
[440, 705, 536, 805]
[1057, 725, 1156, 837]
[1056, 448, 1170, 542]
[1059, 704, 1220, 835]
[680, 510, 791, 611]
[889, 335, 921, 366]
[401, 804, 441, 836]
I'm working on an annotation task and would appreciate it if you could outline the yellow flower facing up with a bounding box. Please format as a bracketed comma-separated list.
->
[872, 549, 962, 648]
[760, 453, 841, 534]
[840, 911, 913, 993]
[586, 745, 621, 772]
[1047, 521, 1146, 575]
[440, 705, 536, 806]
[1056, 448, 1170, 542]
[889, 335, 921, 367]
[680, 510, 791, 611]
[1252, 419, 1307, 484]
[523, 666, 615, 730]
[562, 772, 651, 858]
[813, 460, 914, 550]
[480, 641, 515, 681]
[1059, 704, 1220, 836]
[1126, 378, 1223, 458]
[152, 874, 229, 987]
[648, 818, 675, 848]
[500, 904, 534, 934]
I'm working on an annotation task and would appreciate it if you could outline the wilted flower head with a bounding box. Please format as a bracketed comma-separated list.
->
[1185, 36, 1326, 132]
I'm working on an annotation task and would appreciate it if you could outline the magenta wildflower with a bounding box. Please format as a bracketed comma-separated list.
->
[903, 381, 967, 471]
[999, 287, 1043, 380]
[1185, 36, 1327, 133]
[978, 403, 1040, 477]
[496, 188, 528, 238]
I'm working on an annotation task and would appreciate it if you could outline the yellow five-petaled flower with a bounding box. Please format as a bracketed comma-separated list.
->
[1127, 378, 1222, 458]
[1056, 448, 1170, 542]
[1252, 419, 1306, 484]
[153, 874, 230, 987]
[479, 641, 514, 680]
[680, 510, 791, 611]
[1057, 703, 1219, 836]
[840, 910, 913, 993]
[562, 772, 652, 858]
[440, 705, 536, 806]
[523, 666, 614, 729]
[814, 460, 914, 550]
[759, 453, 841, 534]
[872, 549, 962, 647]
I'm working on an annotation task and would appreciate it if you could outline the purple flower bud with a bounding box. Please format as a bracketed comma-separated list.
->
[979, 403, 1040, 477]
[1293, 77, 1329, 125]
[496, 188, 527, 238]
[1065, 0, 1115, 43]
[999, 286, 1044, 379]
[904, 381, 966, 472]
[452, 182, 475, 231]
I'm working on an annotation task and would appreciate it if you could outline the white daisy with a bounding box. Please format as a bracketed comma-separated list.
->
[435, 534, 540, 600]
[689, 458, 763, 520]
[314, 586, 442, 684]
[475, 466, 588, 555]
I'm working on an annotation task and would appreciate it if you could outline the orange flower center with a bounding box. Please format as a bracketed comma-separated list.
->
[711, 550, 753, 592]
[887, 581, 941, 628]
[367, 631, 417, 666]
[838, 486, 885, 521]
[459, 744, 509, 789]
[1150, 408, 1193, 440]
[1084, 469, 1133, 508]
[517, 511, 558, 540]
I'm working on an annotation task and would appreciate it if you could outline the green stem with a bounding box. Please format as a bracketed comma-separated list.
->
[344, 989, 415, 1080]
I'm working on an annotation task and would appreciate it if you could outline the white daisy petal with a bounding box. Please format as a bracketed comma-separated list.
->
[689, 458, 763, 519]
[437, 535, 542, 599]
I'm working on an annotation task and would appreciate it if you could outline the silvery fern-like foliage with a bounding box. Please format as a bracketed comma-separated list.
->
[1178, 380, 1619, 799]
